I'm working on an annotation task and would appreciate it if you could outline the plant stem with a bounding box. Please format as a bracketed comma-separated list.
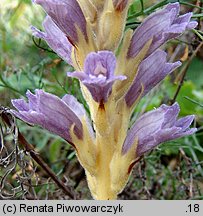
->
[170, 41, 203, 104]
[18, 133, 75, 199]
[95, 134, 117, 200]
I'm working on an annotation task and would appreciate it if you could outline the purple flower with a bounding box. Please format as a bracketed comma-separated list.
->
[125, 50, 181, 107]
[31, 16, 72, 65]
[67, 51, 126, 103]
[11, 90, 91, 143]
[122, 103, 197, 157]
[127, 3, 198, 58]
[113, 0, 129, 11]
[33, 0, 87, 44]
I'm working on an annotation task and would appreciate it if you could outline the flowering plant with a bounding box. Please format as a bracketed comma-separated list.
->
[12, 0, 197, 200]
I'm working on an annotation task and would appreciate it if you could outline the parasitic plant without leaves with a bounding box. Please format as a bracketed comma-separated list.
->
[12, 0, 197, 200]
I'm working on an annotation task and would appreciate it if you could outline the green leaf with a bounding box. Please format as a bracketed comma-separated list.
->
[49, 139, 62, 163]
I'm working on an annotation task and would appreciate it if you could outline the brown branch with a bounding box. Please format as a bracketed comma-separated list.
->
[1, 112, 75, 199]
[169, 41, 203, 105]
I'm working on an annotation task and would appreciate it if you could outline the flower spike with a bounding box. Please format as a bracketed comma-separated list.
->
[11, 1, 198, 200]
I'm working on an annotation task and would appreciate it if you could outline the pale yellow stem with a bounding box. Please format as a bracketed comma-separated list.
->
[84, 100, 136, 200]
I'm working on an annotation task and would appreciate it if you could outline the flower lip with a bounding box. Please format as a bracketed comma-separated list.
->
[83, 51, 117, 78]
[93, 62, 107, 77]
[33, 0, 88, 44]
[11, 89, 87, 143]
[31, 16, 73, 65]
[127, 2, 198, 59]
[67, 51, 126, 103]
[125, 50, 181, 107]
[122, 103, 197, 157]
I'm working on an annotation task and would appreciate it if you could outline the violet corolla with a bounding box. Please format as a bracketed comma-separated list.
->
[12, 1, 197, 200]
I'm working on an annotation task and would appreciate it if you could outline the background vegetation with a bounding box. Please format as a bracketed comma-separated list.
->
[0, 0, 203, 200]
